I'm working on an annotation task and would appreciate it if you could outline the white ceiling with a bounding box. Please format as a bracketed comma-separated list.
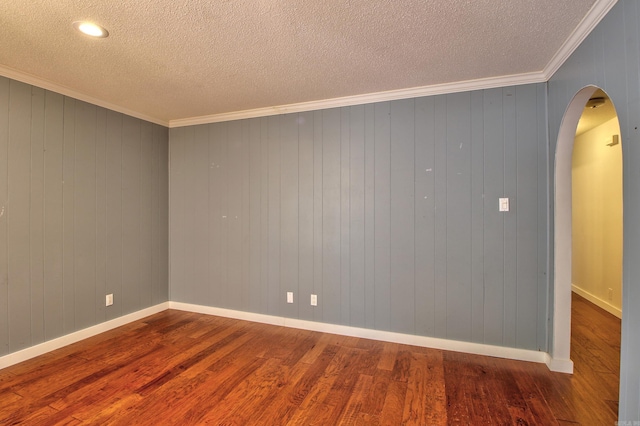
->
[0, 0, 615, 127]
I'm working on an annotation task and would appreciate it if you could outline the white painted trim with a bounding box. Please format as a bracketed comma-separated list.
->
[553, 86, 599, 376]
[543, 0, 619, 80]
[0, 303, 170, 370]
[0, 300, 571, 373]
[572, 285, 622, 319]
[545, 355, 574, 374]
[168, 72, 546, 128]
[169, 302, 570, 371]
[0, 65, 169, 128]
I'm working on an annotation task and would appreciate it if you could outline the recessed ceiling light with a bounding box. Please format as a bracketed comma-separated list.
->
[73, 21, 109, 38]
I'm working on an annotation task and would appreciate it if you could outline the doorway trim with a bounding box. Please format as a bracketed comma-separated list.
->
[551, 85, 601, 373]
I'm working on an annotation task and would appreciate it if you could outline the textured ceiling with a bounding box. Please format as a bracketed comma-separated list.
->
[0, 0, 603, 125]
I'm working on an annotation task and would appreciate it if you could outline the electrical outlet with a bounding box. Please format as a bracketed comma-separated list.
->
[608, 288, 613, 301]
[287, 292, 294, 304]
[310, 294, 318, 306]
[106, 294, 113, 307]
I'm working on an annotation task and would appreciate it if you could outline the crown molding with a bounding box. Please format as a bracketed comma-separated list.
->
[0, 64, 169, 127]
[169, 71, 546, 128]
[0, 0, 616, 129]
[543, 0, 619, 79]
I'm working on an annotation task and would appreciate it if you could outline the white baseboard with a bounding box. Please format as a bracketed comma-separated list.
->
[170, 302, 568, 372]
[1, 300, 571, 374]
[572, 284, 622, 319]
[0, 302, 170, 370]
[545, 354, 574, 374]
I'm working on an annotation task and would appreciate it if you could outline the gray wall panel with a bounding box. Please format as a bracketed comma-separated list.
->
[312, 111, 323, 323]
[227, 121, 243, 310]
[414, 97, 435, 337]
[536, 83, 548, 353]
[43, 91, 64, 339]
[62, 97, 76, 333]
[502, 89, 518, 348]
[390, 99, 415, 335]
[547, 0, 640, 418]
[0, 77, 9, 355]
[298, 112, 315, 321]
[340, 108, 351, 325]
[29, 87, 45, 344]
[207, 124, 223, 306]
[470, 90, 485, 344]
[74, 101, 97, 330]
[349, 105, 366, 329]
[363, 104, 376, 330]
[0, 77, 169, 357]
[445, 92, 472, 342]
[139, 122, 153, 308]
[515, 85, 540, 350]
[156, 125, 170, 304]
[322, 108, 342, 324]
[192, 126, 211, 305]
[267, 117, 281, 315]
[260, 118, 270, 314]
[240, 121, 251, 313]
[248, 118, 262, 313]
[280, 114, 299, 318]
[482, 89, 505, 346]
[121, 116, 141, 314]
[95, 108, 107, 320]
[433, 95, 447, 338]
[106, 111, 123, 319]
[8, 81, 31, 351]
[169, 84, 549, 351]
[373, 102, 391, 331]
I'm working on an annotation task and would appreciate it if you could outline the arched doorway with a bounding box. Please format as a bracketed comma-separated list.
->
[552, 85, 622, 372]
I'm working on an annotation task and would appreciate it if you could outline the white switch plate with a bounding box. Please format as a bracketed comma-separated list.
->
[287, 292, 294, 303]
[106, 293, 113, 306]
[310, 294, 318, 306]
[499, 197, 509, 212]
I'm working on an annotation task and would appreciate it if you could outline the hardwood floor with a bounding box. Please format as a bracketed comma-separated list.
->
[0, 293, 620, 425]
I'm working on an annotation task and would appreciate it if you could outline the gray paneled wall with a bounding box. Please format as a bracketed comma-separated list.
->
[0, 76, 169, 356]
[548, 0, 640, 419]
[170, 83, 549, 351]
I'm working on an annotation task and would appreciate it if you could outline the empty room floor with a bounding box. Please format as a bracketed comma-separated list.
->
[0, 292, 620, 425]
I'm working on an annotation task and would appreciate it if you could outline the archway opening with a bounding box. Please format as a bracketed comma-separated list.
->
[572, 89, 622, 317]
[552, 86, 623, 377]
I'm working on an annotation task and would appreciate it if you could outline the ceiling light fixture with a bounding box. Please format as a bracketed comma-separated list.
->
[73, 21, 109, 38]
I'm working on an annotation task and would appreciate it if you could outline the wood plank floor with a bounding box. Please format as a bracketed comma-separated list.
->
[0, 292, 620, 425]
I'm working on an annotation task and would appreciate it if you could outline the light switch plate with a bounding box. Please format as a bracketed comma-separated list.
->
[499, 197, 509, 212]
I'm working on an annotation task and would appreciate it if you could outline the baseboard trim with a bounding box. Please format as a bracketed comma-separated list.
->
[1, 301, 572, 374]
[0, 302, 170, 370]
[572, 284, 622, 319]
[545, 355, 574, 374]
[169, 302, 566, 371]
